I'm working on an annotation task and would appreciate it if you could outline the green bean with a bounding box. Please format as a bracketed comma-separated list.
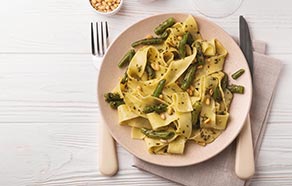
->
[227, 84, 245, 94]
[178, 32, 193, 58]
[118, 49, 136, 68]
[176, 74, 185, 86]
[104, 92, 125, 109]
[160, 30, 170, 40]
[120, 72, 128, 84]
[141, 128, 175, 140]
[146, 64, 155, 80]
[212, 86, 222, 102]
[131, 38, 164, 48]
[194, 42, 205, 65]
[154, 17, 175, 35]
[143, 103, 167, 114]
[109, 100, 125, 109]
[191, 101, 202, 128]
[104, 92, 123, 102]
[221, 73, 228, 91]
[152, 79, 166, 97]
[231, 69, 245, 79]
[186, 32, 194, 45]
[180, 64, 196, 91]
[178, 32, 189, 58]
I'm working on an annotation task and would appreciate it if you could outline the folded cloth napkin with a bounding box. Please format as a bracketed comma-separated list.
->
[133, 41, 283, 186]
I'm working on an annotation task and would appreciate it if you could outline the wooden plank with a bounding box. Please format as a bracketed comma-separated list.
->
[1, 122, 292, 186]
[0, 0, 291, 54]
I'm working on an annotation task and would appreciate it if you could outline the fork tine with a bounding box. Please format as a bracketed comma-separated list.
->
[101, 22, 105, 55]
[105, 21, 109, 39]
[91, 22, 109, 57]
[105, 21, 109, 49]
[91, 22, 95, 55]
[96, 22, 101, 56]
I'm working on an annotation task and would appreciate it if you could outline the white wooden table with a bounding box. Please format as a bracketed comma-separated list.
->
[0, 0, 291, 185]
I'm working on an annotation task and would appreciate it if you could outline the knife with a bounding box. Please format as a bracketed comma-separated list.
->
[235, 16, 255, 179]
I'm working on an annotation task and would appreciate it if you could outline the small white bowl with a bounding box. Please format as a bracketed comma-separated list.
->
[89, 0, 123, 16]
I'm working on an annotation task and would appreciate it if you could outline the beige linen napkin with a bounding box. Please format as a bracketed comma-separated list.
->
[133, 41, 283, 186]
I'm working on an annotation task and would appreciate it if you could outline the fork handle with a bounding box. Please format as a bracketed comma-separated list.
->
[235, 114, 255, 179]
[99, 123, 119, 176]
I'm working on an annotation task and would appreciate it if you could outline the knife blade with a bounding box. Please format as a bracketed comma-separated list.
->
[235, 15, 255, 180]
[240, 15, 254, 76]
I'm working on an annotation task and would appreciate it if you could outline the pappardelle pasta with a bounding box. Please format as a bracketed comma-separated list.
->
[104, 15, 245, 155]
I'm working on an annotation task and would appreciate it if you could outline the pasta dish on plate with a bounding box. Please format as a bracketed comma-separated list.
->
[104, 15, 244, 155]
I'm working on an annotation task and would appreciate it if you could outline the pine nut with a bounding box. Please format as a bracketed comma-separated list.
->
[197, 65, 203, 69]
[155, 63, 160, 71]
[160, 139, 167, 143]
[91, 0, 120, 12]
[190, 85, 195, 91]
[167, 107, 173, 115]
[205, 97, 210, 105]
[204, 118, 211, 124]
[160, 113, 166, 120]
[188, 89, 193, 96]
[145, 34, 153, 39]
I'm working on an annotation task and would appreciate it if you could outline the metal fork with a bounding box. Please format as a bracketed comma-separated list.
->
[91, 22, 109, 69]
[91, 22, 119, 176]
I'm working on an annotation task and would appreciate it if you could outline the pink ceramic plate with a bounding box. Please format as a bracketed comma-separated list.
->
[97, 13, 252, 167]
